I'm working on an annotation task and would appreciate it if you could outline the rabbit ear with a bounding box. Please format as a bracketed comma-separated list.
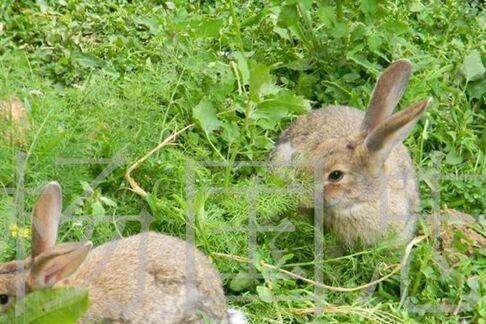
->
[365, 98, 432, 164]
[362, 60, 413, 133]
[31, 182, 62, 259]
[30, 241, 92, 289]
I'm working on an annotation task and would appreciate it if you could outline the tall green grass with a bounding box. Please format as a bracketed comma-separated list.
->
[0, 1, 484, 322]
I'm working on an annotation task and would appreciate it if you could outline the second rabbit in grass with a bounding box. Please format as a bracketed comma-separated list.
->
[0, 182, 246, 323]
[271, 60, 432, 247]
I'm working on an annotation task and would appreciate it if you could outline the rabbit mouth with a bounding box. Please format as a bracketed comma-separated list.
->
[324, 201, 367, 218]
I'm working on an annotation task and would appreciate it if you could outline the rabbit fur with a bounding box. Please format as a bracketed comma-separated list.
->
[271, 60, 432, 246]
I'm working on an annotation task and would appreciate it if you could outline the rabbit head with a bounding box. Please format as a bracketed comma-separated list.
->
[0, 182, 91, 312]
[306, 60, 431, 211]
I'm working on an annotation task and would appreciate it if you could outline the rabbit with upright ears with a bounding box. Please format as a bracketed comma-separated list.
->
[0, 182, 246, 323]
[271, 60, 432, 247]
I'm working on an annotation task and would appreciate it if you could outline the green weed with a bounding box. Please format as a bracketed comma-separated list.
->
[0, 0, 484, 322]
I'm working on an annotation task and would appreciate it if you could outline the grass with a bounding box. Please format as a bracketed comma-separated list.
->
[0, 0, 484, 322]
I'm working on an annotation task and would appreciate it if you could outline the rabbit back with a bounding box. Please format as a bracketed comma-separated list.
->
[272, 105, 364, 167]
[62, 232, 229, 323]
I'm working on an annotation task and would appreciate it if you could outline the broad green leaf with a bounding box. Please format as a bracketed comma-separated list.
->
[286, 58, 312, 71]
[466, 78, 486, 99]
[317, 5, 336, 28]
[205, 62, 235, 99]
[360, 0, 379, 15]
[80, 181, 92, 193]
[367, 33, 382, 52]
[193, 100, 221, 133]
[192, 19, 223, 38]
[277, 5, 298, 28]
[350, 24, 367, 42]
[259, 93, 311, 114]
[253, 135, 273, 150]
[255, 93, 310, 129]
[461, 50, 485, 82]
[3, 287, 88, 324]
[446, 150, 463, 165]
[241, 8, 272, 28]
[72, 52, 105, 68]
[330, 22, 349, 38]
[221, 122, 241, 144]
[254, 104, 288, 130]
[301, 0, 313, 10]
[229, 272, 254, 292]
[133, 17, 159, 34]
[256, 285, 273, 303]
[383, 20, 409, 35]
[249, 63, 271, 102]
[91, 200, 105, 216]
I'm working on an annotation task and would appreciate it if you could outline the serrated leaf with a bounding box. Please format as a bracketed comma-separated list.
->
[255, 93, 310, 129]
[99, 196, 117, 208]
[259, 93, 311, 114]
[221, 121, 241, 144]
[461, 50, 485, 82]
[4, 287, 88, 324]
[317, 5, 336, 28]
[192, 100, 221, 133]
[249, 63, 271, 102]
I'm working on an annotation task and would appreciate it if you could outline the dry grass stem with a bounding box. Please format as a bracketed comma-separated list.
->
[125, 124, 194, 198]
[213, 235, 426, 292]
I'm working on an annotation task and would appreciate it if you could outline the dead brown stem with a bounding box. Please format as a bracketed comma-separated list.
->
[213, 235, 426, 292]
[124, 124, 194, 198]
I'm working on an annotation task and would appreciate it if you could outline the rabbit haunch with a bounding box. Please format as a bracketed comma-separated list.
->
[0, 182, 246, 323]
[271, 60, 431, 246]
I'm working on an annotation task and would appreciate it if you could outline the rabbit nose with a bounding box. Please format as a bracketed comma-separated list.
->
[324, 183, 339, 192]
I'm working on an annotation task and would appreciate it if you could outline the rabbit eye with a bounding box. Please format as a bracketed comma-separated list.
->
[0, 294, 9, 305]
[328, 170, 344, 182]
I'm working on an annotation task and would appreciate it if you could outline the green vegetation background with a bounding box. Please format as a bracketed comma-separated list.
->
[0, 0, 484, 322]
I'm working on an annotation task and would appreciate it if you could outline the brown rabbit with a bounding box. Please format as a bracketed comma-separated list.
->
[0, 182, 246, 323]
[271, 60, 431, 247]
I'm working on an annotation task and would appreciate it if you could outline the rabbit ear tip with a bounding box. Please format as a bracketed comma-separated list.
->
[395, 59, 412, 66]
[43, 181, 61, 192]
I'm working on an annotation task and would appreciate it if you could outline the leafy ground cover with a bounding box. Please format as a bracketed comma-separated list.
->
[0, 0, 484, 322]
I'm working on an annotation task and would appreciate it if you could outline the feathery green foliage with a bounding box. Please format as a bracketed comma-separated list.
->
[0, 0, 484, 322]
